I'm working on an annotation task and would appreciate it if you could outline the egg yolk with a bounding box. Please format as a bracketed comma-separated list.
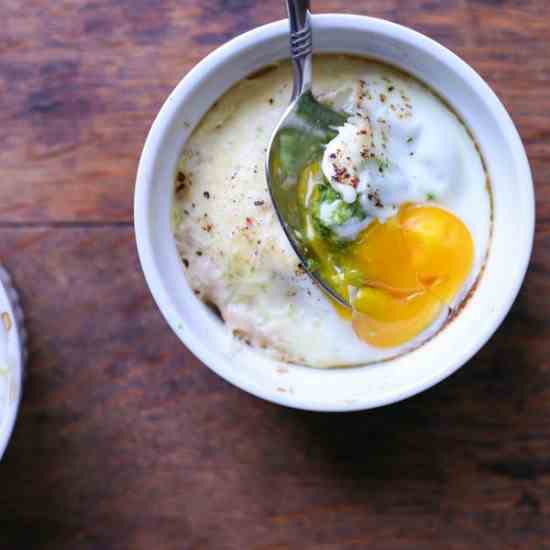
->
[297, 163, 474, 348]
[350, 204, 474, 347]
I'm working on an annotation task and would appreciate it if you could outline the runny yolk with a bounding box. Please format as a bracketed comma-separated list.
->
[346, 204, 474, 348]
[297, 163, 474, 348]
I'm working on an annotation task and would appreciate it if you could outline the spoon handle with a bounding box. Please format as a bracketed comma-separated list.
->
[285, 0, 313, 100]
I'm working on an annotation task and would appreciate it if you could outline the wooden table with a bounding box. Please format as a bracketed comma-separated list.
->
[1, 1, 548, 548]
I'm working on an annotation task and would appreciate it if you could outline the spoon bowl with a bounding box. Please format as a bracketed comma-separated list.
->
[266, 0, 349, 306]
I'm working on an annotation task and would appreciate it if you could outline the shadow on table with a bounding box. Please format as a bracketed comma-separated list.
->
[271, 282, 539, 492]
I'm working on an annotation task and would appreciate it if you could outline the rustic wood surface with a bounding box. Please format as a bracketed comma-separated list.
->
[1, 1, 548, 548]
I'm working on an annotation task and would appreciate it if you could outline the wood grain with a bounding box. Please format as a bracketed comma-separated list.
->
[1, 1, 549, 549]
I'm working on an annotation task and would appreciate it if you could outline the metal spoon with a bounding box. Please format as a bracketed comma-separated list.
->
[266, 0, 349, 307]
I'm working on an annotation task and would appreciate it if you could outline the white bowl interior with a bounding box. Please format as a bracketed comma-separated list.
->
[135, 15, 533, 411]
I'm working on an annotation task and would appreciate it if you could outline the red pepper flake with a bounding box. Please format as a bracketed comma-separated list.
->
[245, 217, 254, 226]
[367, 191, 384, 208]
[331, 164, 352, 183]
[351, 176, 359, 188]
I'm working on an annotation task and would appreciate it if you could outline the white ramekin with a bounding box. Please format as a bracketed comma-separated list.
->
[135, 15, 534, 412]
